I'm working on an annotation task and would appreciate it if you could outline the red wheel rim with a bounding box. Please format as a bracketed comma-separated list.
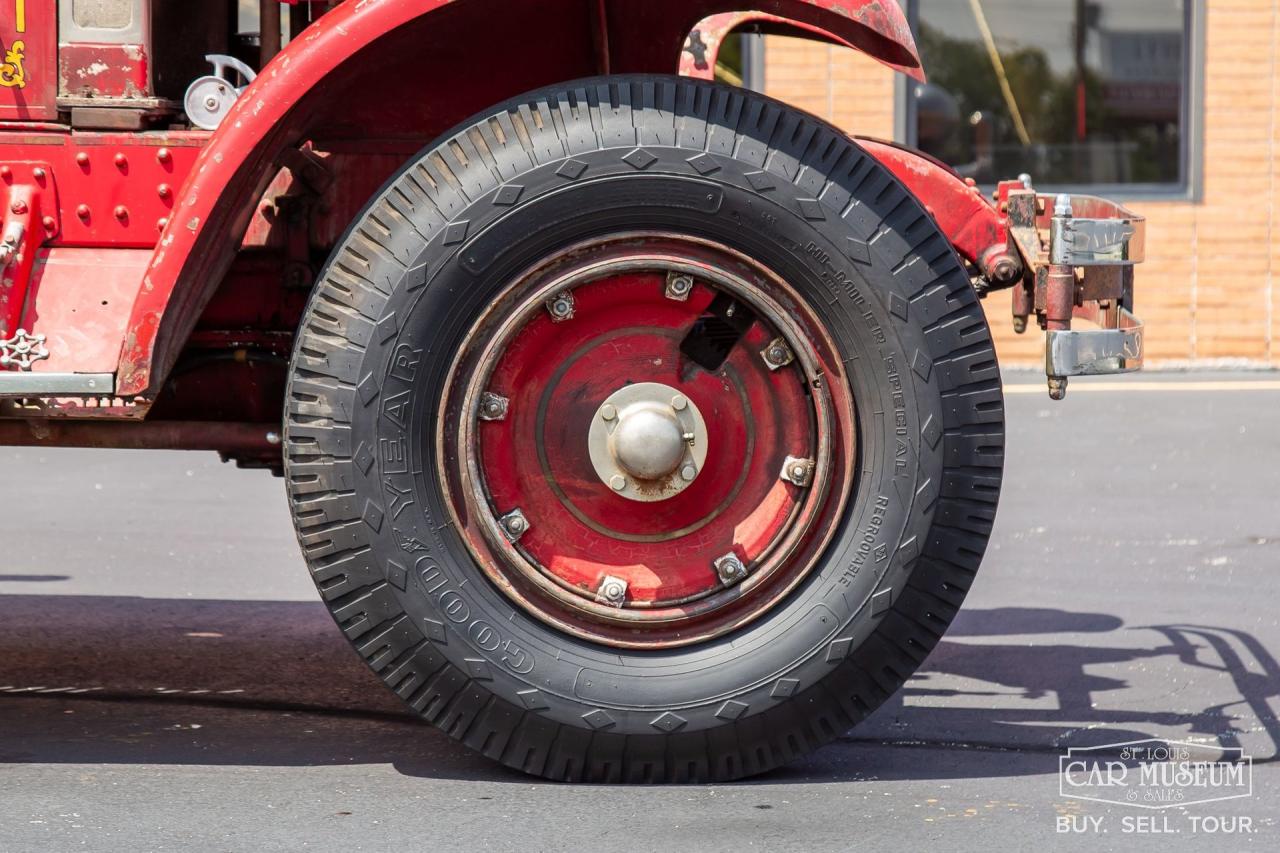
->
[438, 235, 856, 648]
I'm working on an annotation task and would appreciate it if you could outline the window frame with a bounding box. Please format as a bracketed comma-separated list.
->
[896, 0, 1205, 201]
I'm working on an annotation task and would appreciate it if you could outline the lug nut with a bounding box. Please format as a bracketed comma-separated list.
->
[478, 392, 509, 421]
[499, 508, 529, 541]
[714, 552, 748, 586]
[665, 273, 694, 301]
[670, 395, 687, 411]
[597, 575, 628, 607]
[600, 403, 617, 421]
[610, 475, 627, 491]
[546, 291, 575, 321]
[780, 456, 816, 487]
[680, 464, 697, 482]
[760, 337, 795, 371]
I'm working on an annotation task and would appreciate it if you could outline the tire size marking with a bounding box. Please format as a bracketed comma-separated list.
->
[803, 241, 888, 345]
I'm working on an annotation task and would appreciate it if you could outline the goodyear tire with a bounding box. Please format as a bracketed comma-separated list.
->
[285, 76, 1004, 782]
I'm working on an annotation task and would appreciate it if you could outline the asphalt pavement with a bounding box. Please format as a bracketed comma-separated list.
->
[1, 371, 1278, 852]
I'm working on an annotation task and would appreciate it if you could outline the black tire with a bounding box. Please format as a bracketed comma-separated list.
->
[284, 76, 1004, 782]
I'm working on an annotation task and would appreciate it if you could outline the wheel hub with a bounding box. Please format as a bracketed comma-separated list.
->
[588, 382, 708, 502]
[438, 235, 856, 648]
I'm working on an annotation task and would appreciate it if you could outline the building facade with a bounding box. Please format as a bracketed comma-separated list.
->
[762, 0, 1277, 368]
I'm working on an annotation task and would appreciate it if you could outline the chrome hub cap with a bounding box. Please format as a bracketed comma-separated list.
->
[588, 381, 708, 502]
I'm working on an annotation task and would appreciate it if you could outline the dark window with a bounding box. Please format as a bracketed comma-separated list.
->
[910, 0, 1191, 189]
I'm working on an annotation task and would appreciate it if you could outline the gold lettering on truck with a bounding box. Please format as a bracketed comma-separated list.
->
[2, 1, 27, 89]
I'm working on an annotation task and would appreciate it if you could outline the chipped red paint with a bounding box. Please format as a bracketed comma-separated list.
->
[21, 248, 150, 374]
[115, 0, 924, 396]
[59, 44, 151, 100]
[681, 7, 923, 82]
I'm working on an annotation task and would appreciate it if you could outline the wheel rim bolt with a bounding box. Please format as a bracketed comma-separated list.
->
[780, 455, 816, 487]
[597, 575, 628, 606]
[680, 465, 697, 481]
[499, 508, 529, 540]
[546, 291, 575, 321]
[479, 392, 509, 421]
[714, 552, 748, 586]
[671, 394, 687, 411]
[665, 273, 694, 300]
[760, 337, 795, 370]
[610, 475, 627, 491]
[600, 403, 617, 421]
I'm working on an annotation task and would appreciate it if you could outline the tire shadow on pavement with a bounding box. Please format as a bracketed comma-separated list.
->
[0, 597, 1276, 784]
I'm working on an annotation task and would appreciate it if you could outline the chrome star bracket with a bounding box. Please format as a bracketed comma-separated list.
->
[0, 329, 49, 371]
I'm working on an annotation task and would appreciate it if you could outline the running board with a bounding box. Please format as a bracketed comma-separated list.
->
[0, 372, 114, 396]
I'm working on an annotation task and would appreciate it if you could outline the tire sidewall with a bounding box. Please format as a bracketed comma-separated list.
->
[343, 131, 944, 735]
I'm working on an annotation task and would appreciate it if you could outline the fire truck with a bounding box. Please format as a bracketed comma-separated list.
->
[0, 1, 1144, 781]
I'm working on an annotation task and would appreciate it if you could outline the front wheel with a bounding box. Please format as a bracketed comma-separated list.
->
[285, 76, 1004, 782]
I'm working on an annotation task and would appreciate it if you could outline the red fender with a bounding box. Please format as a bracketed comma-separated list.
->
[680, 10, 924, 81]
[117, 0, 922, 395]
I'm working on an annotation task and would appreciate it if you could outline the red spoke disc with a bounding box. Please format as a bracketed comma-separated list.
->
[438, 235, 856, 648]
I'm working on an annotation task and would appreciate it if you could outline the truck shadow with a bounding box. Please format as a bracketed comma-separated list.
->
[0, 597, 1275, 785]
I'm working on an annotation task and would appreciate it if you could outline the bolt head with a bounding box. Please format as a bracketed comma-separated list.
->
[548, 294, 574, 319]
[507, 516, 527, 533]
[600, 403, 617, 421]
[665, 274, 694, 300]
[609, 475, 627, 491]
[9, 200, 26, 215]
[713, 552, 747, 585]
[670, 395, 687, 411]
[598, 576, 628, 605]
[680, 465, 697, 481]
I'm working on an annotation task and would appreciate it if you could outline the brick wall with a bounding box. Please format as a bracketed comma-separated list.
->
[763, 1, 1279, 368]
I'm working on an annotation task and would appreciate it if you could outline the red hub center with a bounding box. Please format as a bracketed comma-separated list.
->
[439, 236, 855, 647]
